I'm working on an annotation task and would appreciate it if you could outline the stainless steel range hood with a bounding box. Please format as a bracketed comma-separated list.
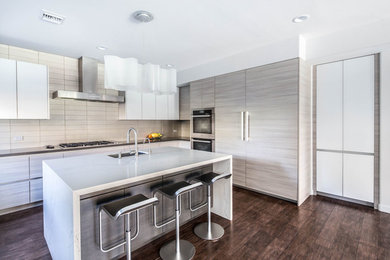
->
[52, 57, 125, 103]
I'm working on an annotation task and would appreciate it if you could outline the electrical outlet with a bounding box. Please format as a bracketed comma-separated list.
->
[13, 136, 24, 141]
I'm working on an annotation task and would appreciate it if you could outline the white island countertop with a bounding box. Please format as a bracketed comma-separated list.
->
[43, 146, 232, 260]
[43, 147, 232, 195]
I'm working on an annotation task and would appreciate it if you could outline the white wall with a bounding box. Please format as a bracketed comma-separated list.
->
[177, 37, 299, 84]
[305, 19, 390, 213]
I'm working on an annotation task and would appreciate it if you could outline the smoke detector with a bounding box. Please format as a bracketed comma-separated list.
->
[133, 10, 154, 23]
[41, 9, 65, 24]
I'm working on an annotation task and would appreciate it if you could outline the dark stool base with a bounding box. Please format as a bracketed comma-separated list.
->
[194, 222, 224, 241]
[159, 239, 195, 260]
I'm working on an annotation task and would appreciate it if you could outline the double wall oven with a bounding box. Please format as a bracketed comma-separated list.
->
[191, 108, 215, 152]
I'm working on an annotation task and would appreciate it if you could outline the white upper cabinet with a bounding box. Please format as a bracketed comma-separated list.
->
[119, 91, 142, 120]
[0, 59, 49, 119]
[17, 61, 49, 119]
[343, 56, 375, 153]
[316, 61, 343, 150]
[156, 94, 168, 120]
[168, 92, 179, 120]
[142, 93, 156, 119]
[120, 91, 179, 120]
[0, 58, 17, 119]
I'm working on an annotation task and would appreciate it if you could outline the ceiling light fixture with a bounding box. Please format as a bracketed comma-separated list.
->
[166, 64, 174, 68]
[41, 9, 65, 24]
[133, 10, 154, 23]
[96, 46, 107, 51]
[292, 15, 310, 23]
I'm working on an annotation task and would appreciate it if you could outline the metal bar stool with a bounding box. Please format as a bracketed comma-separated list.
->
[153, 181, 202, 260]
[192, 172, 231, 240]
[99, 194, 158, 260]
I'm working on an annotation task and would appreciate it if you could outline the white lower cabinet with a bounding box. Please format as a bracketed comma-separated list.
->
[0, 181, 30, 210]
[317, 151, 374, 203]
[343, 154, 374, 203]
[316, 151, 343, 196]
[30, 178, 43, 203]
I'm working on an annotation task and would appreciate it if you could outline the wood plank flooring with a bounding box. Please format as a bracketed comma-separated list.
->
[0, 187, 389, 260]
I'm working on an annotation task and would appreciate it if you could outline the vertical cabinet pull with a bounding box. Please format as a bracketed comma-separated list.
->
[245, 111, 249, 141]
[241, 111, 245, 141]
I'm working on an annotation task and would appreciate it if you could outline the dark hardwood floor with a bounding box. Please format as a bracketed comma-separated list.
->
[1, 187, 389, 260]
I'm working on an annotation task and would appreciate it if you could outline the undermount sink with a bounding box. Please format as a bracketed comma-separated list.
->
[108, 151, 148, 158]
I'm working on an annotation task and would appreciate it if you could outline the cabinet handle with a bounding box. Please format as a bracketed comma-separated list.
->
[245, 111, 250, 141]
[241, 111, 245, 141]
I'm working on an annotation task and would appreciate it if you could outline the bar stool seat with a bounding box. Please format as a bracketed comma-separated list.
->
[154, 180, 202, 260]
[193, 172, 231, 241]
[99, 194, 158, 260]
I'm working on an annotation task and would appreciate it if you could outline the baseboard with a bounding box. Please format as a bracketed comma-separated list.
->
[378, 204, 390, 214]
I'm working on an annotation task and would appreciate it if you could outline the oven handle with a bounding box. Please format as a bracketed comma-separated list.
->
[192, 115, 211, 118]
[192, 139, 212, 143]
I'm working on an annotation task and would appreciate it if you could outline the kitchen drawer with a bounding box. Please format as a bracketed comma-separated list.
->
[0, 155, 29, 184]
[30, 178, 43, 203]
[0, 181, 30, 210]
[30, 152, 63, 178]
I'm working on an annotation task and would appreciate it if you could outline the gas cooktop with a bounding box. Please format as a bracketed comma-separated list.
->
[59, 141, 114, 148]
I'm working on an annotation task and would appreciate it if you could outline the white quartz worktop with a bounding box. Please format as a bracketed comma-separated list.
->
[43, 147, 232, 195]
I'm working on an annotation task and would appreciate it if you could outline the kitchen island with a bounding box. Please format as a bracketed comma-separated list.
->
[43, 147, 232, 260]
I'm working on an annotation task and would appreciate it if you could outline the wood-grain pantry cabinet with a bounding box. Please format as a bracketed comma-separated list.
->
[315, 55, 377, 204]
[213, 58, 311, 205]
[190, 77, 215, 109]
[0, 58, 49, 119]
[179, 85, 190, 120]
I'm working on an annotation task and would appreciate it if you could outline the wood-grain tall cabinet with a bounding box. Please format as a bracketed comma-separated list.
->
[214, 58, 312, 205]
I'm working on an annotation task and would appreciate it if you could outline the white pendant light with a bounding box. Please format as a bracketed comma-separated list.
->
[104, 56, 138, 91]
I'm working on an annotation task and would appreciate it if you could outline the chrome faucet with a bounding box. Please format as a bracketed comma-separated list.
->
[126, 128, 138, 156]
[143, 137, 152, 154]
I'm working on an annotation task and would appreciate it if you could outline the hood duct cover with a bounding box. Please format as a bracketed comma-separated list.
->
[52, 57, 125, 103]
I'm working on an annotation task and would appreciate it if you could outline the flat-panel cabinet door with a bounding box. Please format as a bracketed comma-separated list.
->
[0, 58, 17, 119]
[156, 94, 168, 120]
[179, 86, 190, 120]
[316, 151, 342, 196]
[316, 61, 343, 150]
[215, 71, 246, 186]
[201, 77, 215, 108]
[0, 155, 29, 184]
[30, 178, 43, 202]
[168, 92, 179, 120]
[0, 181, 30, 210]
[190, 81, 202, 109]
[142, 93, 156, 119]
[17, 61, 49, 119]
[343, 56, 375, 153]
[343, 154, 374, 202]
[30, 152, 64, 178]
[245, 59, 299, 200]
[119, 91, 142, 120]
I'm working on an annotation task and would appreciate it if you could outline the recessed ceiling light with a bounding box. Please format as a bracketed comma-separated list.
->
[133, 10, 154, 23]
[166, 64, 174, 68]
[96, 46, 107, 51]
[292, 15, 310, 23]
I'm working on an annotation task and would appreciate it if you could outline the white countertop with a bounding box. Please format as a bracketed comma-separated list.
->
[43, 147, 231, 195]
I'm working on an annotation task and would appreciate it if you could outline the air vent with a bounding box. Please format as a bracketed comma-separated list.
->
[41, 10, 65, 24]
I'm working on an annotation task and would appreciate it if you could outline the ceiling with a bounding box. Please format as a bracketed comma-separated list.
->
[1, 0, 390, 71]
